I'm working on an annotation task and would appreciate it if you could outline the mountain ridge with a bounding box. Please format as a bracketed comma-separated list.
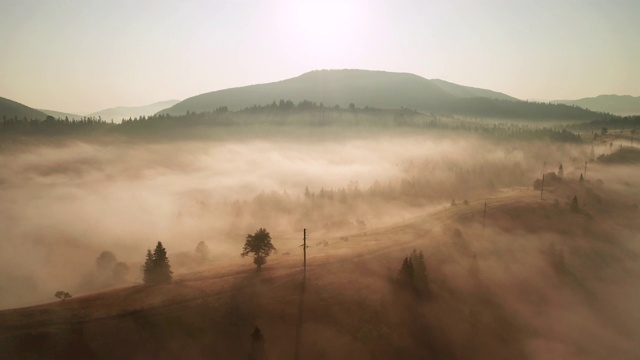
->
[39, 109, 84, 120]
[158, 69, 519, 116]
[552, 94, 640, 116]
[90, 99, 180, 121]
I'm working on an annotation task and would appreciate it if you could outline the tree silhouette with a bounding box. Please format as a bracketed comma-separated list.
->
[96, 251, 117, 271]
[142, 242, 173, 285]
[396, 249, 430, 298]
[54, 291, 72, 301]
[241, 228, 276, 270]
[112, 262, 130, 282]
[570, 195, 579, 212]
[195, 241, 209, 261]
[410, 249, 429, 293]
[398, 257, 414, 287]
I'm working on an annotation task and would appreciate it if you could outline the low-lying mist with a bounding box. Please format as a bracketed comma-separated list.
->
[0, 129, 593, 309]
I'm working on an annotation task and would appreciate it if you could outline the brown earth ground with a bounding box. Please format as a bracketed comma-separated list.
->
[1, 179, 639, 360]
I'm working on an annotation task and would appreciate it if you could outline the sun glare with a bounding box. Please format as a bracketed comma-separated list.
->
[276, 1, 369, 63]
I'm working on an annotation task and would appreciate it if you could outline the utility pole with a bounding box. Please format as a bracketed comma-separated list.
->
[482, 202, 487, 231]
[300, 228, 308, 284]
[540, 174, 545, 200]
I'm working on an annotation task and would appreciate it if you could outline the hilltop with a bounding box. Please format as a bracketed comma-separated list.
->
[553, 94, 640, 116]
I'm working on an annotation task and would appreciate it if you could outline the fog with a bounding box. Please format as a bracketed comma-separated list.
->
[0, 130, 580, 308]
[1, 128, 639, 359]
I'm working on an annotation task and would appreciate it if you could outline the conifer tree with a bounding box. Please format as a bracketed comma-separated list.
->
[143, 242, 173, 285]
[143, 249, 154, 284]
[411, 249, 428, 287]
[398, 257, 414, 286]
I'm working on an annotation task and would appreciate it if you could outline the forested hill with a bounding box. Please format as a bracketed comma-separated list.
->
[0, 96, 49, 121]
[158, 69, 516, 115]
[158, 69, 606, 121]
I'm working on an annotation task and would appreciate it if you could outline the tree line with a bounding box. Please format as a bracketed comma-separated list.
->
[2, 105, 588, 143]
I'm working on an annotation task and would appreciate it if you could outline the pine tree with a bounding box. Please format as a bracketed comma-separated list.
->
[143, 249, 154, 284]
[398, 257, 414, 286]
[142, 242, 173, 285]
[152, 242, 173, 284]
[410, 249, 428, 290]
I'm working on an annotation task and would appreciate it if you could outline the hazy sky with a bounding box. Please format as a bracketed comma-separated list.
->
[1, 0, 639, 113]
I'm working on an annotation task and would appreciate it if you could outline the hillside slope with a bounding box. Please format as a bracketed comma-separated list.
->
[1, 178, 638, 359]
[553, 94, 640, 116]
[0, 97, 49, 121]
[39, 109, 84, 120]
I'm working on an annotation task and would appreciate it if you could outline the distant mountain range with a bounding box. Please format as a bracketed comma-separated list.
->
[552, 95, 640, 116]
[3, 70, 636, 123]
[2, 98, 181, 123]
[88, 100, 180, 121]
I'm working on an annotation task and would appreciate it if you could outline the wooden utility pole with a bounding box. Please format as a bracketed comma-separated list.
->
[540, 174, 545, 199]
[584, 161, 587, 179]
[482, 202, 487, 230]
[301, 229, 307, 282]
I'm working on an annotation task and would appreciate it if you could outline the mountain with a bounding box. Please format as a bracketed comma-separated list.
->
[0, 96, 49, 121]
[158, 69, 518, 116]
[552, 95, 640, 116]
[158, 69, 606, 120]
[90, 99, 180, 121]
[39, 109, 83, 120]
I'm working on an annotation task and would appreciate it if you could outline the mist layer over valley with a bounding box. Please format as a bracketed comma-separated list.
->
[0, 128, 563, 308]
[1, 119, 639, 359]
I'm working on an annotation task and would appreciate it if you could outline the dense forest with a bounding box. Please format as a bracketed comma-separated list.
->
[1, 100, 591, 143]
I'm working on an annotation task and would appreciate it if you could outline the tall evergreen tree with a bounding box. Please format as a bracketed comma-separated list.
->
[143, 242, 173, 285]
[143, 249, 154, 284]
[398, 257, 414, 286]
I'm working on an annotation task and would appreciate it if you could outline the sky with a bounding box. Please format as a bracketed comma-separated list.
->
[1, 0, 639, 113]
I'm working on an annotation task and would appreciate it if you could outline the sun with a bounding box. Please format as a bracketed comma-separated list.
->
[274, 0, 370, 64]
